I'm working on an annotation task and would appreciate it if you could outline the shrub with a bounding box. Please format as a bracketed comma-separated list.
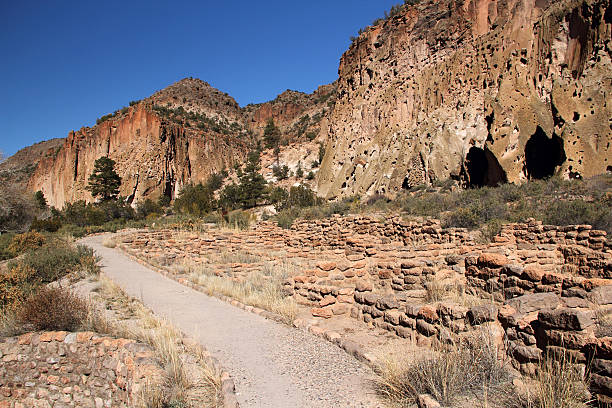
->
[268, 187, 289, 210]
[296, 162, 304, 178]
[545, 198, 611, 231]
[136, 198, 162, 219]
[443, 207, 480, 229]
[226, 210, 251, 230]
[15, 243, 94, 283]
[285, 185, 319, 209]
[18, 286, 88, 331]
[272, 165, 290, 180]
[7, 231, 45, 256]
[277, 208, 300, 229]
[0, 233, 15, 261]
[30, 217, 62, 232]
[306, 171, 315, 180]
[0, 264, 38, 310]
[173, 183, 215, 217]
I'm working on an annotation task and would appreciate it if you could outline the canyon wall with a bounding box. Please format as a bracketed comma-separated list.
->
[25, 78, 334, 208]
[317, 0, 611, 198]
[28, 100, 249, 208]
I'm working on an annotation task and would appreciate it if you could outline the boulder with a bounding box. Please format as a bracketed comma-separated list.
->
[505, 292, 560, 314]
[538, 308, 594, 331]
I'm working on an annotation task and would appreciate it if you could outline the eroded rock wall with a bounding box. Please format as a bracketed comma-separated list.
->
[318, 0, 612, 198]
[28, 103, 248, 208]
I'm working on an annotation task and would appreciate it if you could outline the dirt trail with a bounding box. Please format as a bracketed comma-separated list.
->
[81, 234, 382, 408]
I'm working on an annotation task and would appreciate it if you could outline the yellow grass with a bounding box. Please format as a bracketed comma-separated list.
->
[187, 260, 298, 324]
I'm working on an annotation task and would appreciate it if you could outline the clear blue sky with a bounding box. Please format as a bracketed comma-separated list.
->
[0, 0, 400, 157]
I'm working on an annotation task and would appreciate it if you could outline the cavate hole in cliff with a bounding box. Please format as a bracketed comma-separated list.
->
[524, 126, 566, 180]
[464, 147, 507, 188]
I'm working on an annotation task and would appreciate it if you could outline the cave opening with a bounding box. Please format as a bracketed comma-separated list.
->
[163, 178, 174, 201]
[464, 146, 507, 188]
[524, 126, 566, 180]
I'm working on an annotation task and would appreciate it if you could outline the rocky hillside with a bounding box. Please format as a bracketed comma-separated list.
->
[0, 138, 64, 187]
[23, 78, 334, 208]
[27, 79, 252, 208]
[317, 0, 611, 198]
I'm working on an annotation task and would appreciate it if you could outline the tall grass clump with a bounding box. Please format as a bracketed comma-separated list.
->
[374, 330, 510, 406]
[188, 260, 298, 323]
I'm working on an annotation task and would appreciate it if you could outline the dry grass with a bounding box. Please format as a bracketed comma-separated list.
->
[424, 278, 489, 307]
[209, 250, 262, 265]
[188, 260, 298, 324]
[595, 306, 612, 337]
[523, 351, 591, 408]
[374, 329, 591, 408]
[374, 329, 511, 407]
[88, 276, 223, 408]
[102, 236, 117, 248]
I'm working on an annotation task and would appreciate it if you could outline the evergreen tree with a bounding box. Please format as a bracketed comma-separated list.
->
[34, 191, 47, 209]
[263, 118, 281, 149]
[238, 151, 267, 208]
[86, 157, 122, 201]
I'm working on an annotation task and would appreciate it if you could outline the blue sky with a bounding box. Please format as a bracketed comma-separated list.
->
[0, 0, 400, 157]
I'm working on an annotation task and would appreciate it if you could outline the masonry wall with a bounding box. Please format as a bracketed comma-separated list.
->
[0, 331, 163, 408]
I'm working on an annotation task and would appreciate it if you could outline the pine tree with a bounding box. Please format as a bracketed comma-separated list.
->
[86, 157, 121, 201]
[263, 118, 281, 149]
[238, 151, 267, 208]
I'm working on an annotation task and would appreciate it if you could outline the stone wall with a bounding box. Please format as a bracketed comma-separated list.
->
[0, 331, 163, 408]
[119, 215, 612, 402]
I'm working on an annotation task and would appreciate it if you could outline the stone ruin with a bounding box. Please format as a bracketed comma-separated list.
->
[120, 214, 612, 404]
[0, 331, 163, 408]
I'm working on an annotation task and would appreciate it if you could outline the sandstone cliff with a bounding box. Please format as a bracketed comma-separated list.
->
[317, 0, 611, 198]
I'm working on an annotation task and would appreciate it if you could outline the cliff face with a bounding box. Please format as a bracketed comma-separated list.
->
[25, 78, 334, 208]
[28, 79, 250, 208]
[317, 0, 612, 198]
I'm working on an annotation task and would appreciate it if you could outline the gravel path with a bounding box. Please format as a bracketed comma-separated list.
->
[81, 234, 382, 408]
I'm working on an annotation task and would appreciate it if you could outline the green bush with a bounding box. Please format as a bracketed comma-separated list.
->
[286, 185, 319, 208]
[443, 207, 480, 229]
[13, 243, 94, 283]
[136, 198, 162, 219]
[30, 217, 62, 233]
[268, 187, 289, 210]
[173, 183, 215, 217]
[0, 233, 15, 261]
[272, 165, 289, 180]
[277, 208, 300, 229]
[545, 198, 612, 231]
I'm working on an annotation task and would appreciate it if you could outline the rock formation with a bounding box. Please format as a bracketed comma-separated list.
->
[24, 78, 334, 208]
[15, 0, 612, 206]
[317, 0, 611, 198]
